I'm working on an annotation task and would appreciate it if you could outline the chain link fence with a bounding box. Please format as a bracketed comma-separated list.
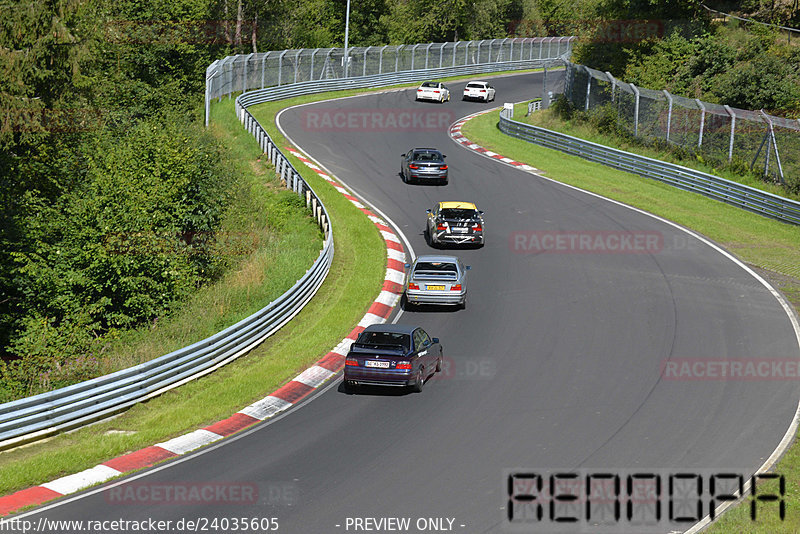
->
[564, 62, 800, 189]
[206, 37, 575, 125]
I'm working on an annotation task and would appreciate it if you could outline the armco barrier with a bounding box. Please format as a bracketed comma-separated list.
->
[499, 108, 800, 225]
[0, 38, 574, 451]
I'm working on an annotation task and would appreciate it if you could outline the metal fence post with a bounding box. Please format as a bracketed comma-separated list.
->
[261, 53, 267, 88]
[395, 45, 402, 72]
[584, 69, 592, 112]
[294, 49, 303, 84]
[411, 44, 420, 70]
[663, 90, 673, 142]
[761, 110, 785, 183]
[425, 43, 433, 69]
[724, 105, 736, 162]
[696, 99, 706, 148]
[439, 43, 445, 68]
[227, 57, 233, 99]
[310, 49, 318, 81]
[630, 83, 640, 136]
[278, 50, 287, 85]
[243, 53, 252, 94]
[363, 47, 370, 77]
[452, 42, 458, 67]
[379, 45, 388, 73]
[491, 38, 500, 62]
[465, 41, 471, 65]
[606, 72, 616, 103]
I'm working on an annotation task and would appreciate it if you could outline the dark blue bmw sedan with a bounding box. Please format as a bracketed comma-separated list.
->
[343, 324, 443, 393]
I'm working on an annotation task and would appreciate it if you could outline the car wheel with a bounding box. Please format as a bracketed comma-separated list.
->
[401, 169, 407, 183]
[412, 368, 424, 393]
[436, 356, 442, 373]
[460, 298, 467, 310]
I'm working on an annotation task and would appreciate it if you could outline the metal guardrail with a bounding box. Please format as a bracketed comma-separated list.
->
[0, 38, 575, 451]
[499, 108, 800, 225]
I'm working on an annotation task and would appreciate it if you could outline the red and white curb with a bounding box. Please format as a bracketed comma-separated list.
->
[0, 149, 406, 517]
[449, 110, 543, 174]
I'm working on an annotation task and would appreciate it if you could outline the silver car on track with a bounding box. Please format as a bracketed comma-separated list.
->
[404, 255, 470, 309]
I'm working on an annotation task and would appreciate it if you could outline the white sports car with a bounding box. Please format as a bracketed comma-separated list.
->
[416, 81, 451, 103]
[463, 81, 496, 102]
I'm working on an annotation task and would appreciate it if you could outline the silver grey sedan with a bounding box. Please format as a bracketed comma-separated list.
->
[404, 255, 470, 309]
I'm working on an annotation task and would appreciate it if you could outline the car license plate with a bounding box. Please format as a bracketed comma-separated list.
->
[365, 360, 389, 368]
[426, 285, 445, 291]
[454, 227, 467, 233]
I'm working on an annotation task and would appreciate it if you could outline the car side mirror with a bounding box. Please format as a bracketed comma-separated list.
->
[479, 210, 484, 215]
[443, 154, 447, 158]
[432, 337, 439, 344]
[426, 209, 432, 213]
[404, 263, 411, 269]
[466, 266, 471, 270]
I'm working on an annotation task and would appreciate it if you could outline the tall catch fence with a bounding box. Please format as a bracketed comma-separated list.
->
[564, 62, 800, 190]
[206, 37, 575, 126]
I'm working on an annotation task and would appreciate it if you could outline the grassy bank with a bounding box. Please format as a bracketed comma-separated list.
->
[462, 104, 800, 533]
[0, 95, 386, 497]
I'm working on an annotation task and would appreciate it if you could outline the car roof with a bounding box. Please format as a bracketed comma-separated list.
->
[362, 323, 419, 335]
[439, 201, 477, 210]
[414, 254, 460, 264]
[412, 147, 441, 152]
[467, 80, 488, 84]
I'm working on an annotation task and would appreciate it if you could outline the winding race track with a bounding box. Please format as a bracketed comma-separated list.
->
[11, 72, 800, 533]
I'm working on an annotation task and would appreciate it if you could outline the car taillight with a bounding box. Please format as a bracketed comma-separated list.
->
[441, 165, 448, 170]
[345, 358, 358, 366]
[417, 88, 422, 92]
[408, 164, 418, 169]
[473, 223, 482, 231]
[437, 224, 447, 231]
[479, 89, 486, 92]
[451, 284, 462, 291]
[396, 362, 412, 369]
[434, 90, 440, 93]
[408, 283, 419, 290]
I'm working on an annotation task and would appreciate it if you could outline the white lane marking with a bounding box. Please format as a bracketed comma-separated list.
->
[42, 465, 122, 496]
[380, 230, 401, 244]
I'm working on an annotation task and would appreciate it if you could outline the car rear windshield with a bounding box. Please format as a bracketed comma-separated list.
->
[413, 152, 443, 162]
[466, 83, 484, 89]
[413, 262, 458, 278]
[356, 332, 410, 349]
[440, 208, 478, 219]
[421, 82, 437, 88]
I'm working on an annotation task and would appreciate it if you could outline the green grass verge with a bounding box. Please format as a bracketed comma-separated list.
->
[523, 105, 800, 202]
[0, 96, 386, 497]
[462, 104, 800, 533]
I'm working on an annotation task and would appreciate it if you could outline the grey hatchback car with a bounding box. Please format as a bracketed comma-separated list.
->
[404, 254, 469, 309]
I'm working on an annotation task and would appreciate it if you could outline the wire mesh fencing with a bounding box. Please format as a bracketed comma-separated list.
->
[206, 37, 575, 123]
[563, 62, 800, 190]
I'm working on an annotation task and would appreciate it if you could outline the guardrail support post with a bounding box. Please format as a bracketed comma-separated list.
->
[761, 110, 785, 183]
